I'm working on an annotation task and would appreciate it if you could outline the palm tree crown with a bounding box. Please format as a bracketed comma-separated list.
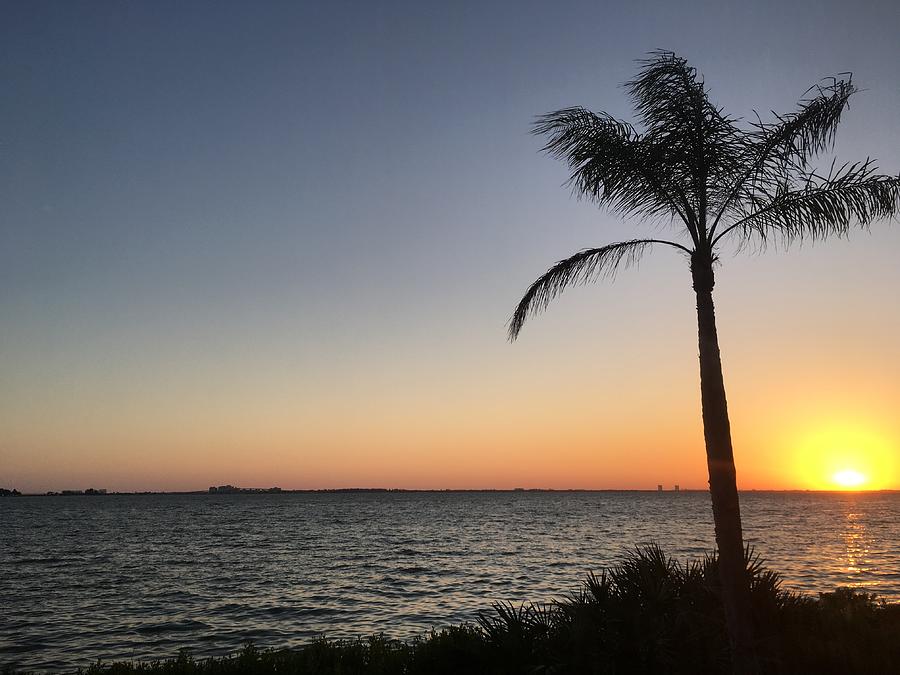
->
[509, 51, 900, 339]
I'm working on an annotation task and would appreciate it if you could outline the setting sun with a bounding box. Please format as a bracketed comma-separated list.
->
[786, 419, 897, 490]
[832, 469, 867, 489]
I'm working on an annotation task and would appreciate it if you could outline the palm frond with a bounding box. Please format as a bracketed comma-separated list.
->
[508, 239, 688, 340]
[753, 77, 856, 170]
[717, 162, 900, 247]
[625, 51, 745, 228]
[533, 107, 693, 226]
[711, 77, 858, 231]
[626, 51, 706, 137]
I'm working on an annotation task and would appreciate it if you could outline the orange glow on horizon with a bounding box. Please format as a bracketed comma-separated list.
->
[785, 419, 896, 491]
[5, 328, 900, 493]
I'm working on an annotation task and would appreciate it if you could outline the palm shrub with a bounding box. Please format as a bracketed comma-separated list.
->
[476, 546, 897, 674]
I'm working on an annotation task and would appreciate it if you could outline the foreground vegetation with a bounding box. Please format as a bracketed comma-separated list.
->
[9, 546, 899, 674]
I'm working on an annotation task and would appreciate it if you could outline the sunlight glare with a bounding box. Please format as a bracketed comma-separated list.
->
[832, 469, 866, 489]
[787, 419, 896, 490]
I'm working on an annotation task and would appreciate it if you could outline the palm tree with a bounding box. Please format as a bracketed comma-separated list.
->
[509, 51, 900, 673]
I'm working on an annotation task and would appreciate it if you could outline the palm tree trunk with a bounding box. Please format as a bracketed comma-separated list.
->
[691, 254, 759, 674]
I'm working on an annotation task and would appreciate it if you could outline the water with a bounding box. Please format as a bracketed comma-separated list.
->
[2, 490, 898, 671]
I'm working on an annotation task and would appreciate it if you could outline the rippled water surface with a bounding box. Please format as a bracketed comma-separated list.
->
[2, 491, 898, 670]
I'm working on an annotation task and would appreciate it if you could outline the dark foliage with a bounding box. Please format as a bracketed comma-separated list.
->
[510, 51, 900, 339]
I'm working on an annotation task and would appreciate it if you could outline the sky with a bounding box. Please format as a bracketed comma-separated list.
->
[2, 0, 899, 493]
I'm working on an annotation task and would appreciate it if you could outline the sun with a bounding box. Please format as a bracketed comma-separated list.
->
[787, 419, 896, 490]
[831, 469, 867, 489]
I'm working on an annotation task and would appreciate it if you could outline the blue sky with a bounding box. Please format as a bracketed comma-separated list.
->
[2, 0, 899, 491]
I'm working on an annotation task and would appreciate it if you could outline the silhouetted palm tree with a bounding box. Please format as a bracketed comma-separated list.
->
[509, 52, 900, 673]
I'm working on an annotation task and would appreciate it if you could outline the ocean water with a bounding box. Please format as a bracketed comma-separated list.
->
[2, 490, 898, 671]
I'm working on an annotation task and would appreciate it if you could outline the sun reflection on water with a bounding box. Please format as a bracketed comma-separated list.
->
[841, 507, 874, 590]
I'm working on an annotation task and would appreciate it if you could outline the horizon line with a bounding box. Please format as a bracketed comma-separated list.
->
[8, 487, 898, 497]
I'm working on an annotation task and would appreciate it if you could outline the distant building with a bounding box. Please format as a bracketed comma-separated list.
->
[84, 488, 107, 495]
[674, 485, 680, 492]
[657, 484, 663, 492]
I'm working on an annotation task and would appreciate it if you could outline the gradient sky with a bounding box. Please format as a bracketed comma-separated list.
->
[2, 0, 899, 493]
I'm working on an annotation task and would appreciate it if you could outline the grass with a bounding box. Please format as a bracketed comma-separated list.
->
[7, 546, 899, 674]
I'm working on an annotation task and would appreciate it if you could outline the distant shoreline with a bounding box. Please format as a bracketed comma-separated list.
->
[5, 487, 898, 497]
